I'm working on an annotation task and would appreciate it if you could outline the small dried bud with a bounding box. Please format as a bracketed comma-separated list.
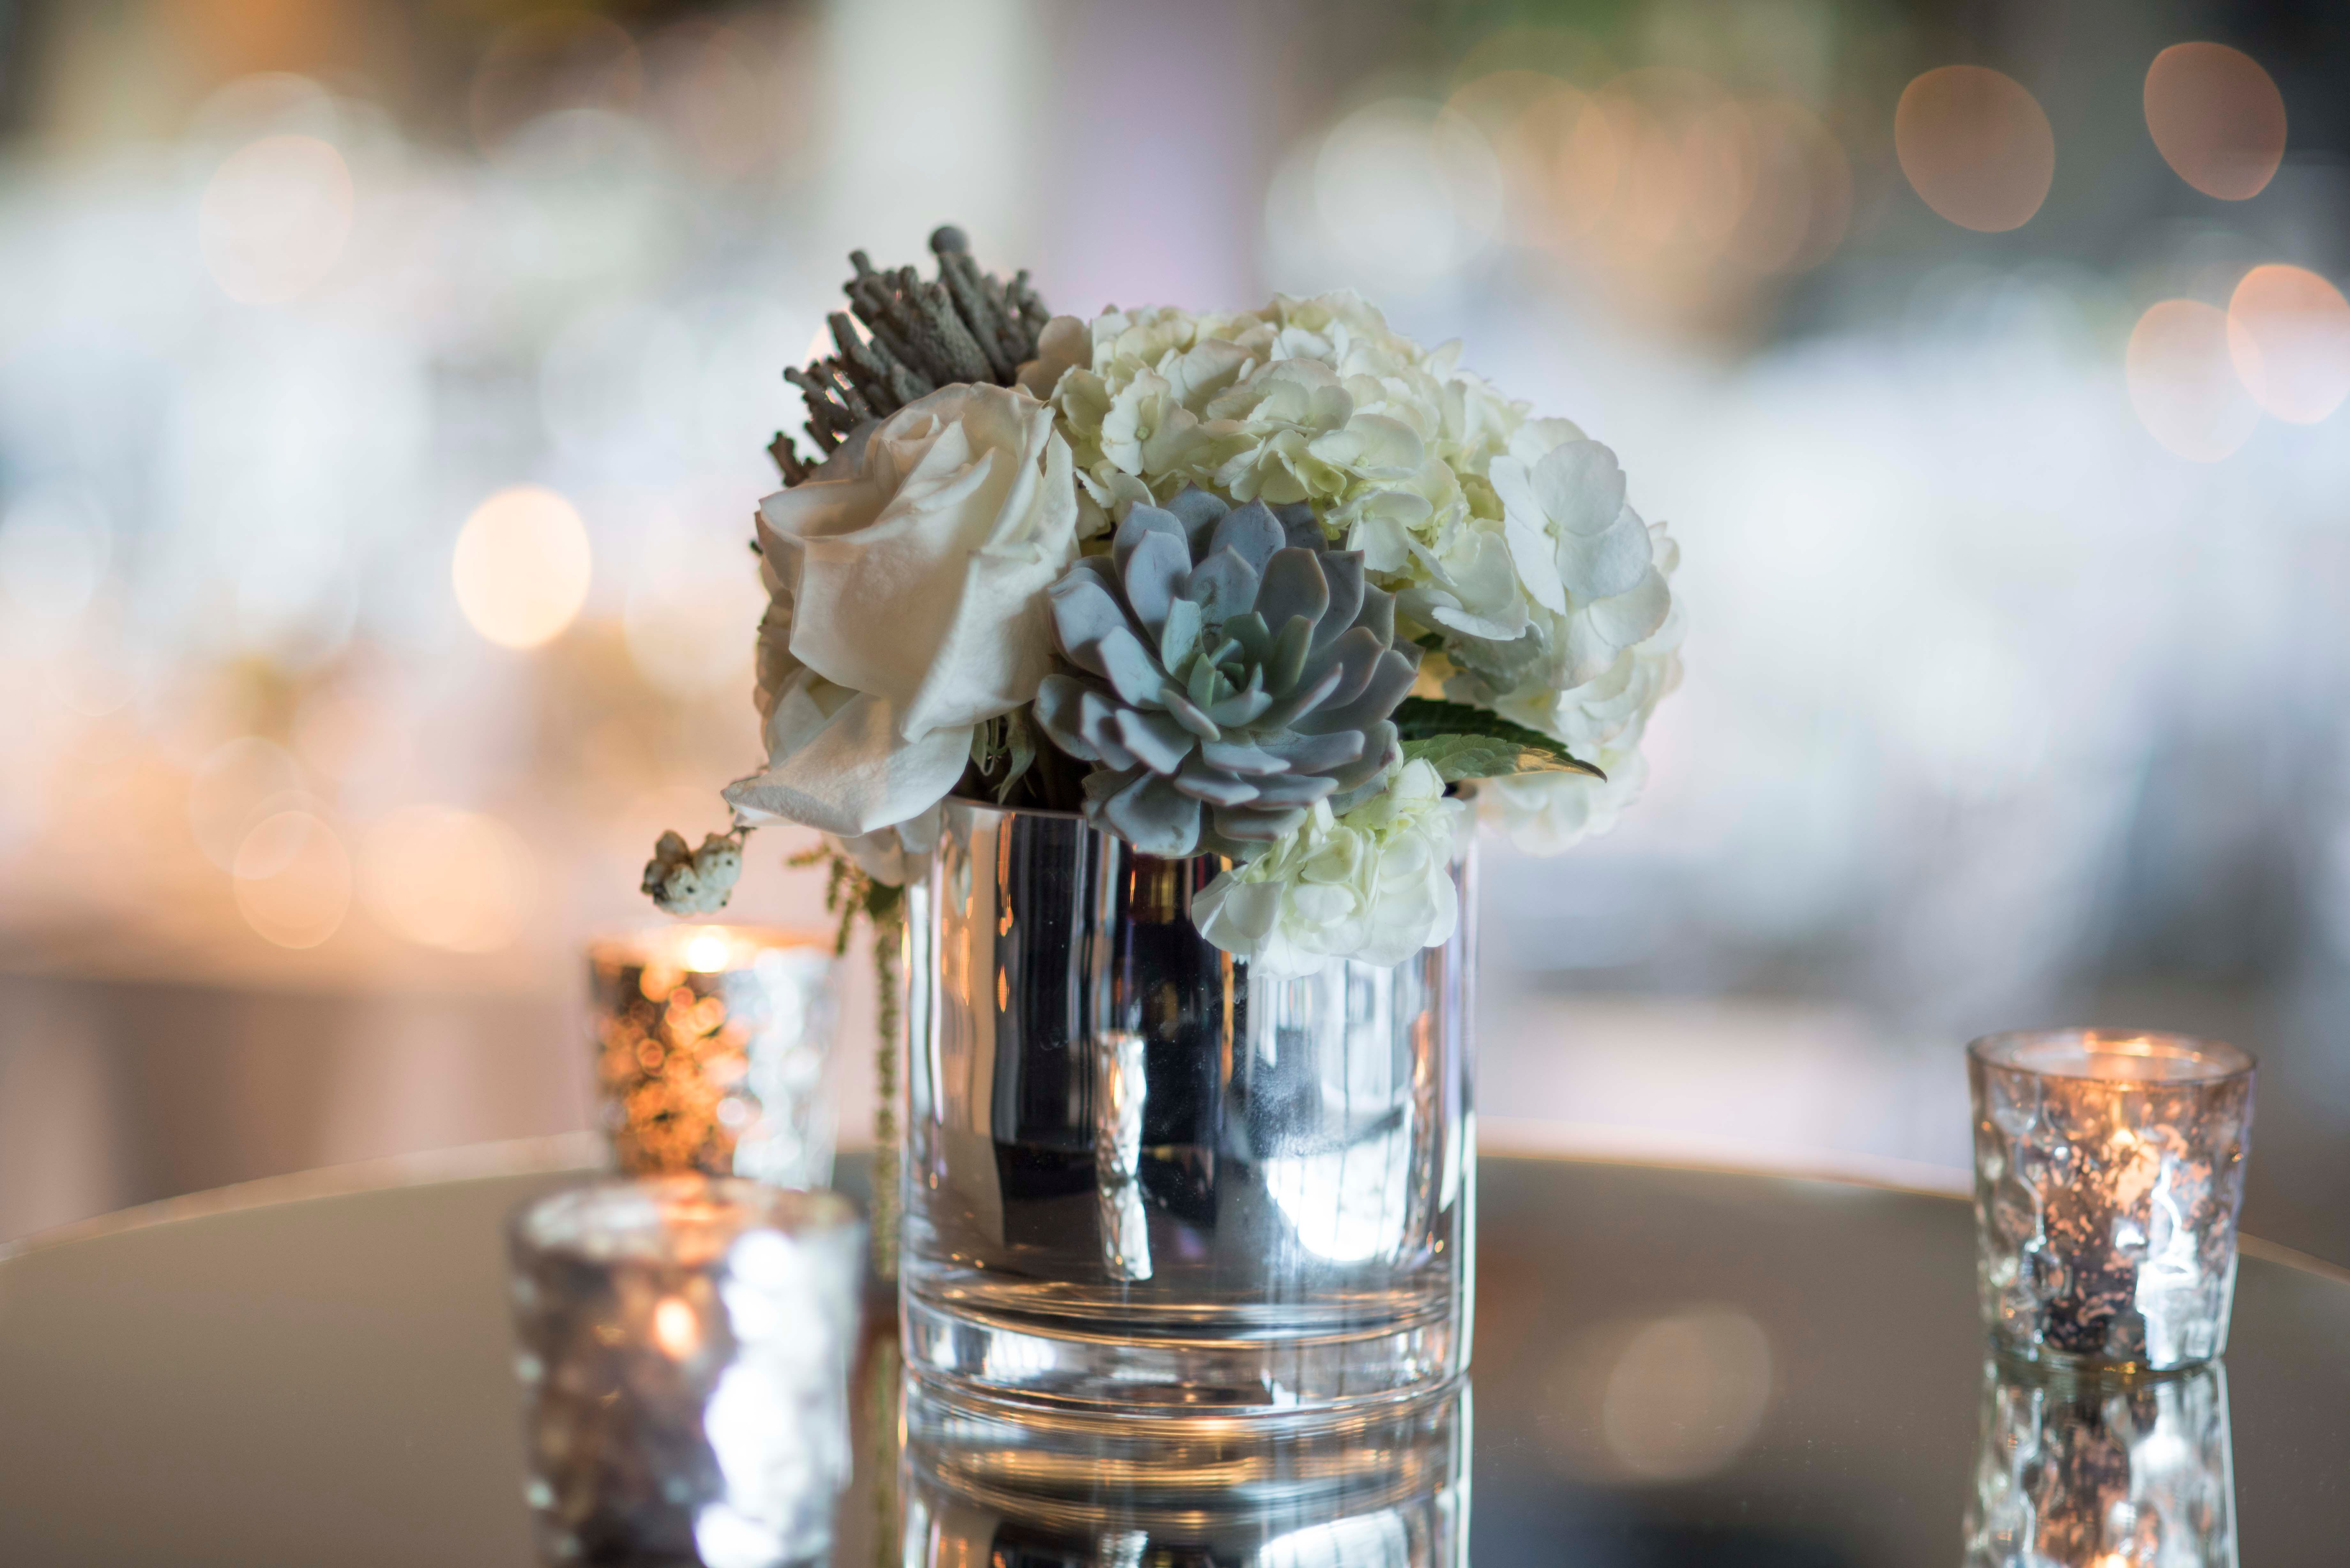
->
[642, 829, 743, 916]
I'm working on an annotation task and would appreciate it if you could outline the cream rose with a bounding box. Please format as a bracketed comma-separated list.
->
[723, 383, 1079, 840]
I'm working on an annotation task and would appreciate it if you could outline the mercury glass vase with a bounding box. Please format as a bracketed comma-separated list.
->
[1964, 1357, 2236, 1567]
[589, 926, 842, 1188]
[901, 797, 1476, 1414]
[507, 1177, 865, 1568]
[1968, 1029, 2255, 1373]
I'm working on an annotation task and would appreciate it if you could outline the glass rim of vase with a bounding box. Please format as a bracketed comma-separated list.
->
[510, 1174, 862, 1267]
[1967, 1026, 2255, 1087]
[588, 923, 837, 973]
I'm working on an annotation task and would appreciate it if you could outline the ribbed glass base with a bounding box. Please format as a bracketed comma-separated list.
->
[902, 1278, 1463, 1413]
[903, 1368, 1471, 1517]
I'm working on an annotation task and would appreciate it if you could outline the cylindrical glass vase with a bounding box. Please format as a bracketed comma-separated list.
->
[589, 925, 842, 1188]
[901, 797, 1476, 1415]
[506, 1177, 866, 1568]
[1968, 1029, 2255, 1373]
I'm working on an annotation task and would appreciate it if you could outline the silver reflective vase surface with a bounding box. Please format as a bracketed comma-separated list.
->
[902, 798, 1475, 1414]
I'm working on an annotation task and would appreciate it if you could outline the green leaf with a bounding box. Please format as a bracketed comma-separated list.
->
[993, 709, 1038, 804]
[1392, 697, 1606, 782]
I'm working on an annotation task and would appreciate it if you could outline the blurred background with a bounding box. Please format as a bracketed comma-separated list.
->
[0, 0, 2344, 1269]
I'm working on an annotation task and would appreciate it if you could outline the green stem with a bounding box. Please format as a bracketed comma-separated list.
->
[869, 909, 901, 1278]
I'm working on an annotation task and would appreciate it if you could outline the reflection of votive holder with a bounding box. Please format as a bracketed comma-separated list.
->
[1969, 1029, 2255, 1373]
[590, 926, 841, 1189]
[508, 1177, 865, 1568]
[1965, 1357, 2236, 1568]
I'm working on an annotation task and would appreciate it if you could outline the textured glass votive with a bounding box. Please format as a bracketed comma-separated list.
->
[507, 1178, 865, 1568]
[1965, 1358, 2236, 1567]
[590, 926, 841, 1188]
[1969, 1029, 2255, 1372]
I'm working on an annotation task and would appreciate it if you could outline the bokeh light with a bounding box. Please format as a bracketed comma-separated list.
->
[198, 133, 354, 304]
[357, 805, 534, 954]
[1310, 99, 1502, 290]
[1600, 1308, 1772, 1480]
[682, 929, 732, 973]
[452, 486, 592, 650]
[2225, 264, 2350, 424]
[1722, 99, 1851, 275]
[1454, 66, 1849, 293]
[2127, 298, 2262, 461]
[1541, 1305, 1775, 1482]
[187, 737, 306, 870]
[2144, 42, 2287, 201]
[1894, 66, 2055, 233]
[231, 810, 351, 949]
[651, 1295, 700, 1358]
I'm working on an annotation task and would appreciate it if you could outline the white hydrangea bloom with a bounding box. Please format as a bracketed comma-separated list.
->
[1019, 291, 1684, 869]
[1192, 759, 1467, 976]
[1477, 551, 1684, 855]
[1027, 292, 1505, 550]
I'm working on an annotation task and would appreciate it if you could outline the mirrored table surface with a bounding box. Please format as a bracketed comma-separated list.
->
[2, 1141, 2345, 1565]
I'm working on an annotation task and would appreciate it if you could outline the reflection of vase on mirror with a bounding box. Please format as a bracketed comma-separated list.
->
[899, 1381, 1468, 1566]
[1965, 1358, 2235, 1567]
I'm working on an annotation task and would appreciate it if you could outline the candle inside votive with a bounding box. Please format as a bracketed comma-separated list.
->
[507, 1177, 865, 1568]
[1968, 1029, 2255, 1373]
[588, 927, 841, 1188]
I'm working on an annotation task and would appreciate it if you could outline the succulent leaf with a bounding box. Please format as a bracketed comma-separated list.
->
[1032, 486, 1419, 858]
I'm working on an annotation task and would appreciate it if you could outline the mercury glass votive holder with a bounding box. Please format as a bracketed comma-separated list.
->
[507, 1177, 865, 1568]
[590, 926, 841, 1188]
[1968, 1029, 2255, 1373]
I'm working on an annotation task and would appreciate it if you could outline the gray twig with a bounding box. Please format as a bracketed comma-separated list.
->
[775, 225, 1051, 471]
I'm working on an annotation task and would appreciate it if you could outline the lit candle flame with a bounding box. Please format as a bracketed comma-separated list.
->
[681, 929, 732, 973]
[651, 1296, 700, 1359]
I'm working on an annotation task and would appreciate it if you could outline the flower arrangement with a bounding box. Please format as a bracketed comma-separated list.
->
[648, 227, 1682, 977]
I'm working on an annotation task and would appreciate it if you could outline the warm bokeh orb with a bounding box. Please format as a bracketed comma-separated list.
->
[452, 485, 592, 649]
[2144, 42, 2287, 200]
[358, 804, 534, 953]
[1894, 66, 2055, 233]
[2127, 298, 2261, 461]
[2226, 264, 2350, 424]
[232, 810, 352, 949]
[199, 134, 354, 304]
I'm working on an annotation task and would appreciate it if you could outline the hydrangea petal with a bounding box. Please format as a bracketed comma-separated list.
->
[1532, 441, 1626, 535]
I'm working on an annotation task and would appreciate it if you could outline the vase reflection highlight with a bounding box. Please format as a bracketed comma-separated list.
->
[589, 926, 842, 1188]
[506, 1178, 865, 1568]
[901, 799, 1475, 1414]
[1965, 1358, 2236, 1567]
[902, 1378, 1469, 1565]
[1968, 1029, 2254, 1372]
